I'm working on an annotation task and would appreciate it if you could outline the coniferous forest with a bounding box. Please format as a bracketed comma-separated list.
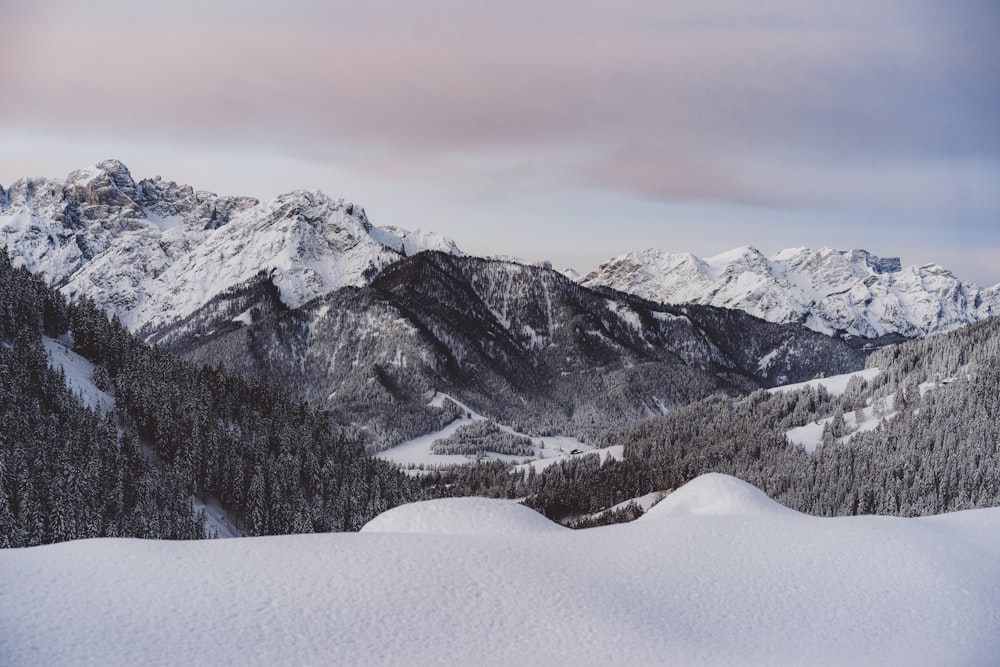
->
[0, 250, 417, 547]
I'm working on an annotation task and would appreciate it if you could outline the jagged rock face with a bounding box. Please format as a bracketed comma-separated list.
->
[137, 175, 259, 232]
[582, 246, 1000, 338]
[0, 160, 462, 334]
[164, 252, 868, 447]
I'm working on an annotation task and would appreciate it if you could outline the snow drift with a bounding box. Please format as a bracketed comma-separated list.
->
[641, 472, 800, 518]
[360, 496, 568, 534]
[2, 474, 999, 666]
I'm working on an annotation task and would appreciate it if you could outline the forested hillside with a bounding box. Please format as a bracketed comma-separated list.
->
[0, 250, 418, 547]
[515, 316, 1000, 521]
[416, 316, 1000, 523]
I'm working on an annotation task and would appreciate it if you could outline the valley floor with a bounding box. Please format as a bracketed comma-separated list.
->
[2, 475, 998, 666]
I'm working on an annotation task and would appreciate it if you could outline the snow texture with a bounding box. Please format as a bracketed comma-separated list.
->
[361, 497, 567, 534]
[2, 474, 999, 667]
[641, 473, 799, 518]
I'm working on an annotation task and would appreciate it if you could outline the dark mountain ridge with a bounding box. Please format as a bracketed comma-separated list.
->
[161, 252, 869, 448]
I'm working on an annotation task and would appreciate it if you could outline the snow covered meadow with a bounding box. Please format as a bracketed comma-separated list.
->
[2, 474, 998, 666]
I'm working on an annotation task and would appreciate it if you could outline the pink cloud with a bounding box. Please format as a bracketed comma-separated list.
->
[2, 1, 997, 221]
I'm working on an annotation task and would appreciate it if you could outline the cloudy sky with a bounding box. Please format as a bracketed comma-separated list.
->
[2, 1, 998, 284]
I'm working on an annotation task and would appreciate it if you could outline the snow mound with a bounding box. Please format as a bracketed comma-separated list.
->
[643, 473, 798, 519]
[361, 497, 567, 535]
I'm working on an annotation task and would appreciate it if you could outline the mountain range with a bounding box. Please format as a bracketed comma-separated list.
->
[0, 159, 460, 335]
[160, 251, 865, 448]
[580, 246, 1000, 338]
[2, 160, 997, 450]
[3, 160, 996, 343]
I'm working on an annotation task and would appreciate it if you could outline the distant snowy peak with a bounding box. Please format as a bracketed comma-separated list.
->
[582, 246, 999, 338]
[0, 160, 461, 334]
[376, 224, 463, 257]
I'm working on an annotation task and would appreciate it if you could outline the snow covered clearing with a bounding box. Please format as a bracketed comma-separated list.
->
[512, 444, 624, 475]
[768, 367, 881, 397]
[785, 396, 896, 454]
[192, 497, 241, 539]
[42, 336, 115, 413]
[3, 474, 998, 666]
[377, 393, 594, 470]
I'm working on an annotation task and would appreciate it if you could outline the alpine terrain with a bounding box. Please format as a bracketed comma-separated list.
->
[2, 160, 1000, 666]
[0, 159, 461, 336]
[581, 245, 1000, 339]
[2, 161, 999, 542]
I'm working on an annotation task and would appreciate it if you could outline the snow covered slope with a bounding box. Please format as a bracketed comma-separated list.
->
[2, 474, 998, 667]
[582, 246, 1000, 338]
[361, 496, 567, 534]
[41, 336, 115, 414]
[0, 160, 462, 334]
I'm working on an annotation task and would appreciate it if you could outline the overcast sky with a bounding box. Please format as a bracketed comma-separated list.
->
[2, 1, 998, 285]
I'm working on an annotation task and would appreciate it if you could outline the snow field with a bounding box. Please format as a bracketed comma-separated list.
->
[785, 396, 896, 454]
[2, 474, 999, 666]
[42, 336, 115, 413]
[378, 392, 598, 470]
[361, 496, 568, 534]
[767, 367, 881, 397]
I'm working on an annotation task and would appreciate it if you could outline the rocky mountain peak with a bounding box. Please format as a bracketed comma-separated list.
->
[64, 159, 143, 220]
[0, 160, 462, 334]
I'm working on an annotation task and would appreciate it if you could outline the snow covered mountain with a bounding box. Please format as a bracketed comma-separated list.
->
[6, 161, 993, 343]
[0, 159, 461, 334]
[163, 251, 867, 448]
[581, 246, 1000, 338]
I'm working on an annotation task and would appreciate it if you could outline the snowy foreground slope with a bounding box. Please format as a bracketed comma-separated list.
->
[2, 475, 999, 667]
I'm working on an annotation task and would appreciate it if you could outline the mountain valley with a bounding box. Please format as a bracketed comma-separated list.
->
[1, 160, 998, 546]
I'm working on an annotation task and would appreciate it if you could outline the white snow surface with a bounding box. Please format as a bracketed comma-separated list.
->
[641, 473, 799, 518]
[378, 392, 594, 469]
[377, 224, 464, 257]
[768, 367, 881, 397]
[581, 245, 1000, 338]
[361, 497, 567, 534]
[42, 336, 114, 413]
[3, 473, 999, 666]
